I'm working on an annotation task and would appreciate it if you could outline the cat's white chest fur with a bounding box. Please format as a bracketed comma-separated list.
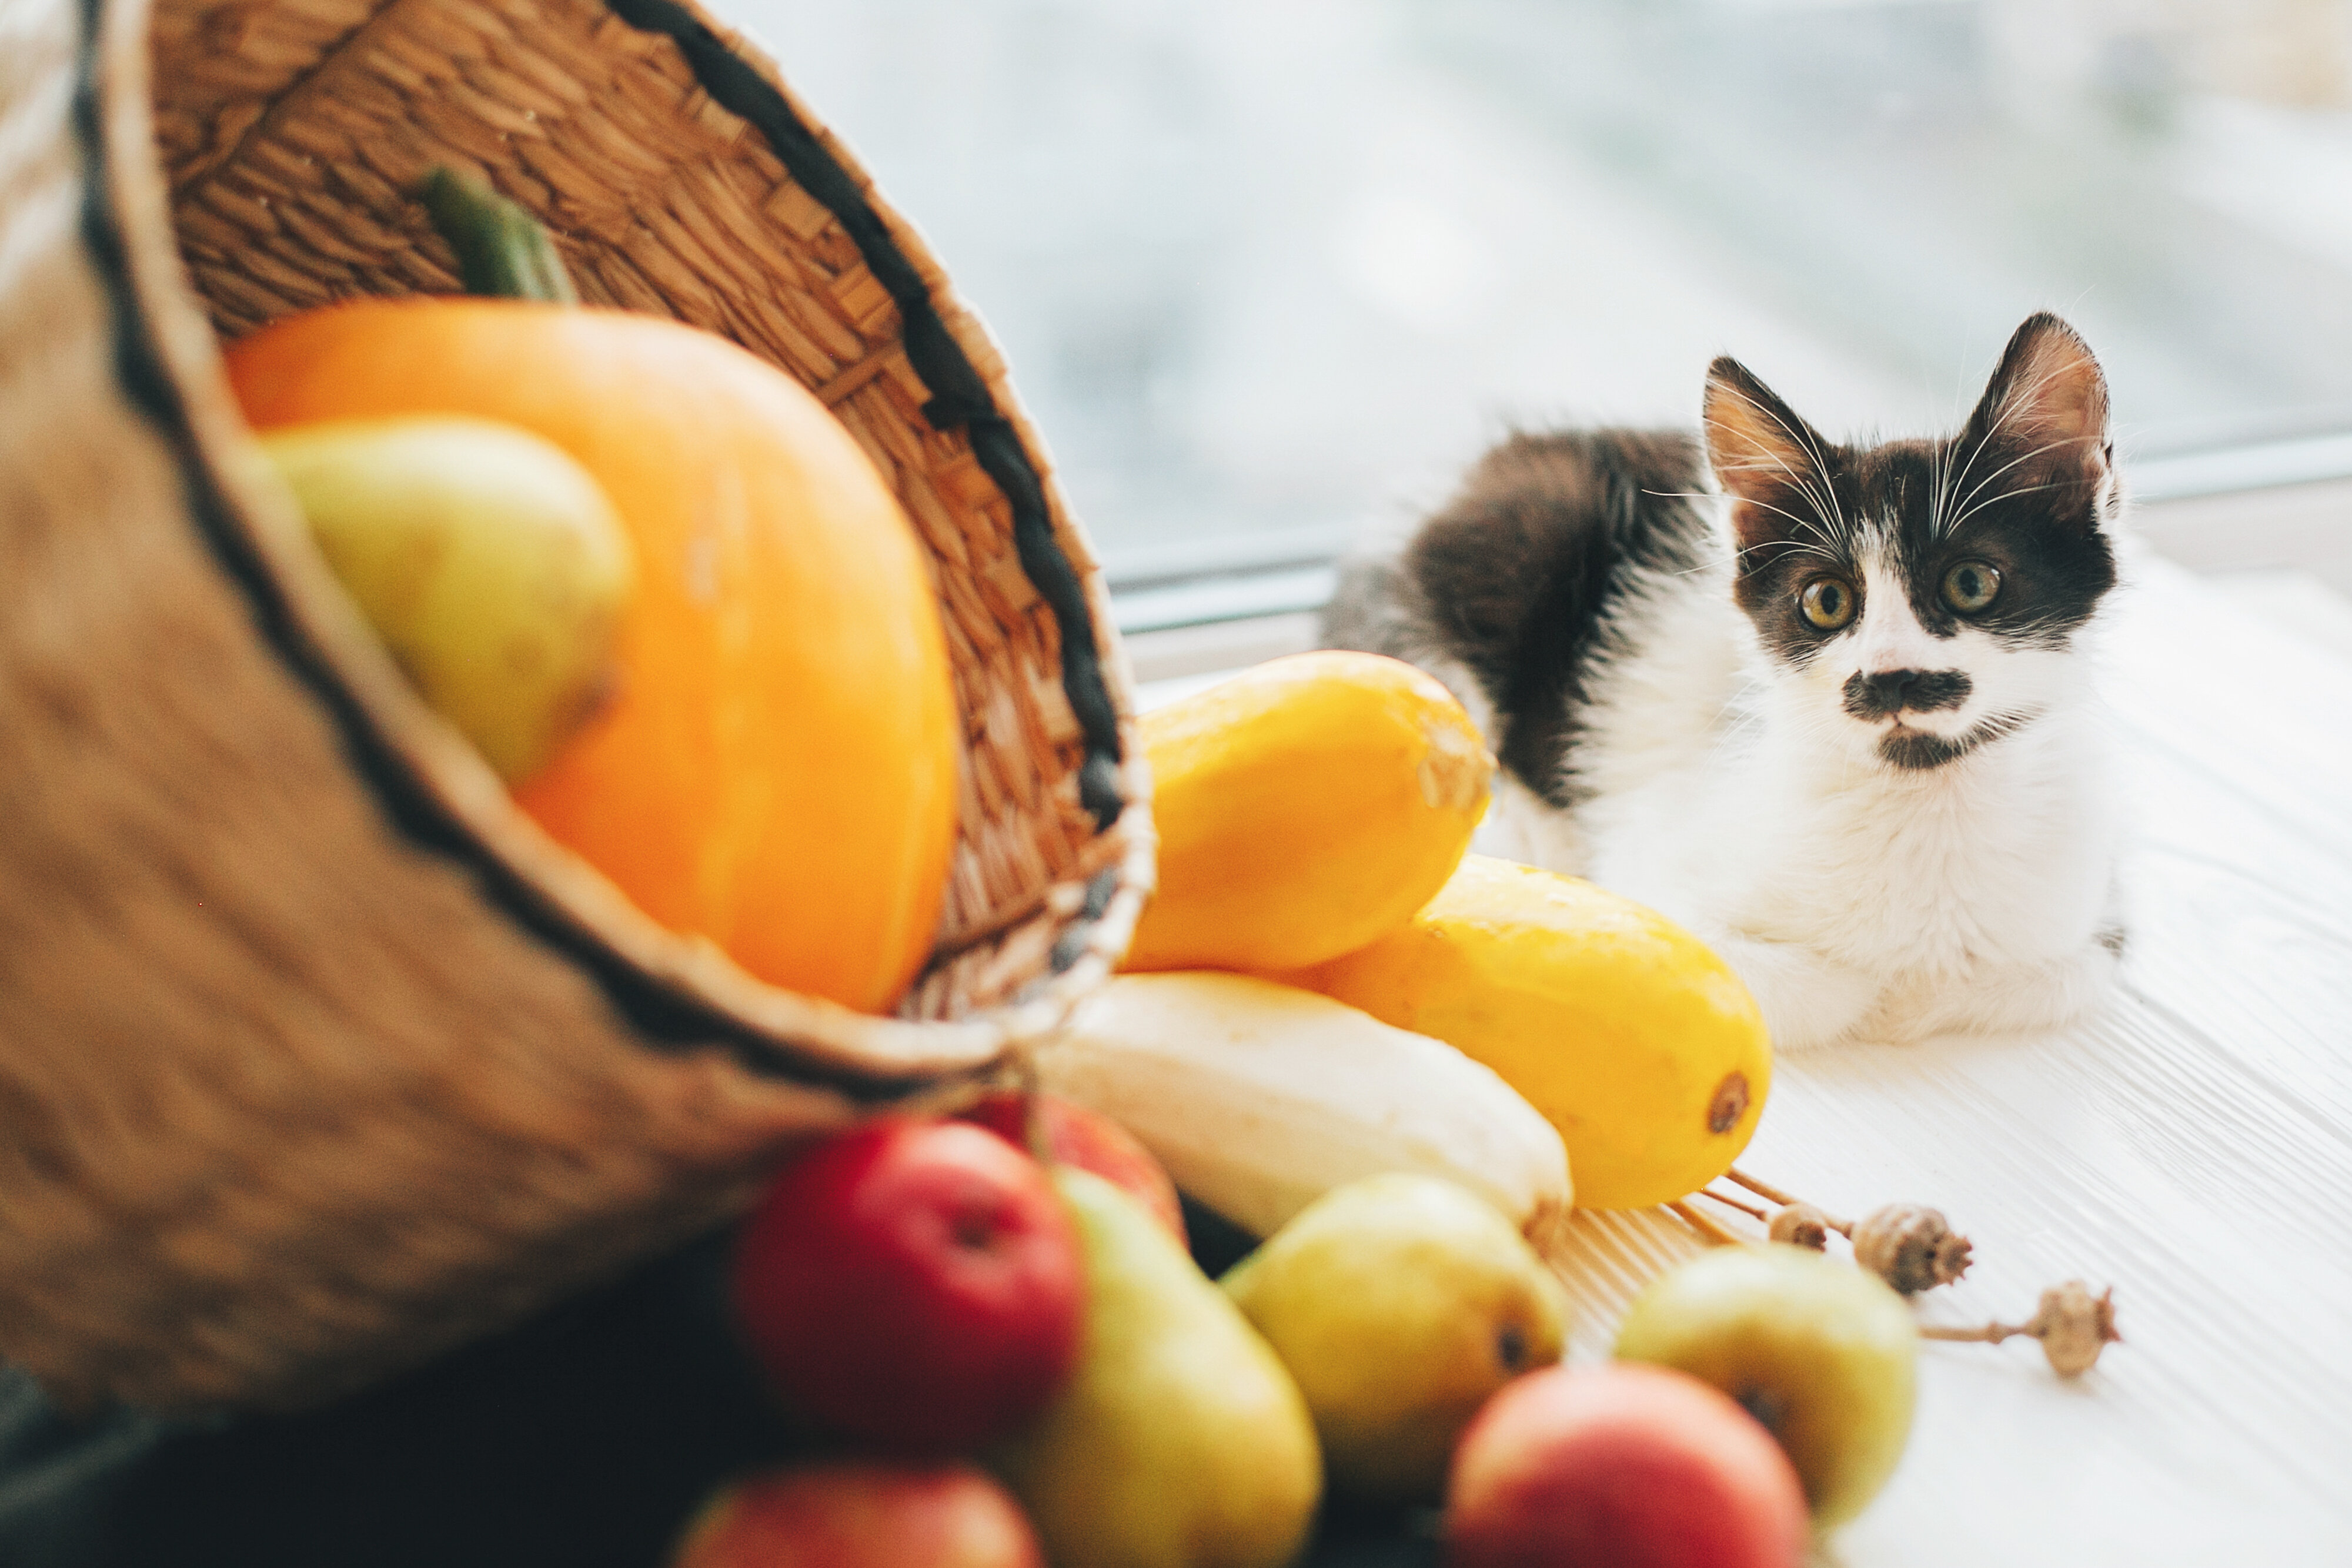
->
[1465, 580, 2123, 1051]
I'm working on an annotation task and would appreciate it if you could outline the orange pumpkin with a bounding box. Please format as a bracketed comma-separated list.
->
[226, 299, 960, 1015]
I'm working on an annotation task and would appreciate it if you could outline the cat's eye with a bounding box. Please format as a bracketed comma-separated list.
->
[1942, 560, 2002, 614]
[1799, 577, 1857, 631]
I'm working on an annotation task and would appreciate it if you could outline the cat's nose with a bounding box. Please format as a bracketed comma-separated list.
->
[1867, 669, 1922, 706]
[1843, 668, 1972, 719]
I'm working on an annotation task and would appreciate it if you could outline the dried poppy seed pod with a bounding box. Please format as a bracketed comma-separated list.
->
[2026, 1281, 2120, 1376]
[1768, 1202, 1835, 1250]
[1850, 1203, 1973, 1293]
[1920, 1282, 2123, 1377]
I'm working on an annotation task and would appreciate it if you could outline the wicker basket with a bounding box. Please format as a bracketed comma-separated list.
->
[0, 0, 1153, 1414]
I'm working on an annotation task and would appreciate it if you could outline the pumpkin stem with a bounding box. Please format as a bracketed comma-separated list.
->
[416, 166, 579, 305]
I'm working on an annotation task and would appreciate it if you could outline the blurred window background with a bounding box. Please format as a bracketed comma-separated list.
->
[715, 0, 2352, 615]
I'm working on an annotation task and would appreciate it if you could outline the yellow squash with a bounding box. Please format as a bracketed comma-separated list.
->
[1125, 652, 1492, 974]
[1284, 856, 1770, 1209]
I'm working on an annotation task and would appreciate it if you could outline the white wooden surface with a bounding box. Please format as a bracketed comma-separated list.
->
[1548, 554, 2352, 1565]
[1143, 551, 2352, 1563]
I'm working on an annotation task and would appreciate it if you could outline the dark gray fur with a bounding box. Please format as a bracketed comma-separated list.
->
[1324, 429, 1712, 809]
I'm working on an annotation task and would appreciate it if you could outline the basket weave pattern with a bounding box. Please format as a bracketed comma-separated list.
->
[156, 0, 1132, 1002]
[0, 0, 1150, 1413]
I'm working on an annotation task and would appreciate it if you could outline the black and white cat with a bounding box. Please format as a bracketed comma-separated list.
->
[1324, 312, 2124, 1049]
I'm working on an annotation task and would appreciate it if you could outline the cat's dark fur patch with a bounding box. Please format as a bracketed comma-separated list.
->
[1843, 668, 1972, 720]
[1879, 708, 2039, 771]
[1324, 429, 1710, 807]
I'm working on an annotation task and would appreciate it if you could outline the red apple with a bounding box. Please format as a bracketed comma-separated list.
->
[731, 1118, 1084, 1452]
[1446, 1363, 1809, 1568]
[959, 1092, 1187, 1243]
[673, 1460, 1043, 1568]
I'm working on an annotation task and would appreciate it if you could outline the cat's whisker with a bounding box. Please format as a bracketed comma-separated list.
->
[1705, 440, 1830, 530]
[1703, 396, 1849, 537]
[1722, 385, 1853, 537]
[1931, 396, 1964, 538]
[1952, 432, 2080, 514]
[1708, 687, 1770, 735]
[1946, 482, 2059, 535]
[1943, 360, 2080, 529]
[1699, 481, 1840, 553]
[1704, 400, 1842, 523]
[1731, 535, 1842, 573]
[1943, 364, 2049, 519]
[1639, 492, 1743, 574]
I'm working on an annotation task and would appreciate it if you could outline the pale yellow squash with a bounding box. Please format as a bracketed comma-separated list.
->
[1124, 652, 1493, 974]
[1284, 856, 1771, 1210]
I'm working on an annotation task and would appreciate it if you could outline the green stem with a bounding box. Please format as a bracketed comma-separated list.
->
[416, 166, 579, 305]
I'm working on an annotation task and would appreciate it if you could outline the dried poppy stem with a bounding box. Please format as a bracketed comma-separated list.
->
[1696, 1186, 1773, 1223]
[1669, 1201, 1749, 1249]
[1920, 1322, 2017, 1346]
[1725, 1168, 1857, 1246]
[1723, 1166, 1803, 1208]
[1726, 1166, 1850, 1234]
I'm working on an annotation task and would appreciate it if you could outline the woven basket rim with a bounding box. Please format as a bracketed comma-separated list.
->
[88, 0, 1157, 1092]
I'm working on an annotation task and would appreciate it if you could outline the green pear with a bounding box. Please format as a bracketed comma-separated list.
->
[993, 1168, 1321, 1568]
[258, 415, 634, 784]
[1614, 1243, 1917, 1526]
[1220, 1172, 1566, 1503]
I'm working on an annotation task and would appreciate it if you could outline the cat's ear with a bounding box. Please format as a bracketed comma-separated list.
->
[1953, 313, 2114, 528]
[1703, 356, 1836, 553]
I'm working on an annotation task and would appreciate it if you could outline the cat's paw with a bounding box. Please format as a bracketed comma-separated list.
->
[1704, 931, 1882, 1052]
[1879, 942, 2120, 1043]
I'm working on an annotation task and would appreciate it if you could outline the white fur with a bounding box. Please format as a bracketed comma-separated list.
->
[1472, 509, 2121, 1051]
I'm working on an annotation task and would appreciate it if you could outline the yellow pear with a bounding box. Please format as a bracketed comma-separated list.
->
[259, 414, 634, 784]
[1221, 1172, 1566, 1503]
[993, 1168, 1321, 1568]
